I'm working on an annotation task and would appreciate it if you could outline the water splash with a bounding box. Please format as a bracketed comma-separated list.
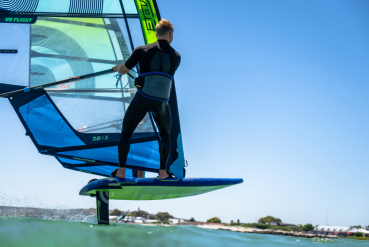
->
[312, 237, 334, 244]
[0, 188, 96, 223]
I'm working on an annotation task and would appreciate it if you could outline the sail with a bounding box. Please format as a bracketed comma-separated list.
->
[0, 0, 185, 178]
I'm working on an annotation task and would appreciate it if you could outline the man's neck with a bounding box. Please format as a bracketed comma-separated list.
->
[157, 37, 171, 44]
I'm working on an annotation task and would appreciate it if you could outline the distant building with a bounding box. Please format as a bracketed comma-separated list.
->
[123, 216, 137, 223]
[120, 216, 159, 224]
[169, 218, 186, 225]
[135, 217, 146, 223]
[109, 216, 120, 221]
[124, 216, 146, 223]
[314, 226, 369, 237]
[280, 223, 297, 227]
[145, 219, 160, 224]
[179, 221, 204, 226]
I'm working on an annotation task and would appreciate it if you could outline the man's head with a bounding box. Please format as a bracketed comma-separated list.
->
[156, 19, 174, 44]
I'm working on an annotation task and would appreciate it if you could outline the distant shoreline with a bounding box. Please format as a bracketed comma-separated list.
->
[197, 225, 339, 239]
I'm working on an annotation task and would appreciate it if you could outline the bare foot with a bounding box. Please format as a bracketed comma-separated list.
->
[159, 169, 170, 180]
[116, 168, 126, 179]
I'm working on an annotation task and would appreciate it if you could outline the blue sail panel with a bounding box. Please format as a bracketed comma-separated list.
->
[19, 95, 85, 148]
[58, 141, 160, 170]
[58, 157, 85, 165]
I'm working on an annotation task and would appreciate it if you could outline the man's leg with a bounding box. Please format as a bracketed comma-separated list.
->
[116, 95, 147, 179]
[152, 102, 172, 179]
[137, 170, 144, 178]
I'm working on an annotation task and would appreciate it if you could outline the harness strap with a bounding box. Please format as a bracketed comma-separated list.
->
[137, 88, 170, 103]
[139, 71, 173, 80]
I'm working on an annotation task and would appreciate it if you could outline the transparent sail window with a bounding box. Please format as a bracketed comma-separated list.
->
[122, 0, 138, 14]
[116, 19, 133, 53]
[128, 18, 146, 47]
[0, 24, 30, 86]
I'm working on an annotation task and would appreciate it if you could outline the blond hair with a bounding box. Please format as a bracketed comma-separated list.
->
[156, 19, 174, 36]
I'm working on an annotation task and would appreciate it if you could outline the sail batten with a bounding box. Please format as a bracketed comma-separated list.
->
[46, 88, 137, 93]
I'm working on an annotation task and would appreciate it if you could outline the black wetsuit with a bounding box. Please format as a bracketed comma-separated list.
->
[118, 40, 181, 170]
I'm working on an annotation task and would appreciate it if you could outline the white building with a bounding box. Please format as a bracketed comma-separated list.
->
[122, 216, 146, 223]
[119, 216, 160, 224]
[169, 218, 186, 225]
[109, 216, 120, 221]
[315, 226, 369, 237]
[135, 217, 146, 223]
[146, 219, 160, 224]
[123, 216, 136, 222]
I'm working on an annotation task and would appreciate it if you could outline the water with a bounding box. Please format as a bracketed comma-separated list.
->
[0, 217, 368, 247]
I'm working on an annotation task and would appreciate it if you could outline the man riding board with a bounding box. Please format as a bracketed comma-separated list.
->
[112, 19, 181, 180]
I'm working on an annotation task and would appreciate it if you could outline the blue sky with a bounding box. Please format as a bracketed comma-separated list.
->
[0, 0, 368, 227]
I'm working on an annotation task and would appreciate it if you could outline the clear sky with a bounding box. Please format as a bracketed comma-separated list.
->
[0, 0, 368, 227]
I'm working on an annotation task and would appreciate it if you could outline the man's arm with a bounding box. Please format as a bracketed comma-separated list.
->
[112, 46, 142, 75]
[112, 64, 130, 75]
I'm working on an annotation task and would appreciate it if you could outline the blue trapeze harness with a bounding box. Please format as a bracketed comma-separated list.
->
[135, 47, 173, 103]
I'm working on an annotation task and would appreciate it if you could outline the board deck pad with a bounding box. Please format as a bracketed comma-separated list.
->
[80, 177, 243, 200]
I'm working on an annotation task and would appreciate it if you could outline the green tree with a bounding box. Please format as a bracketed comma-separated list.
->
[249, 223, 268, 229]
[148, 214, 158, 220]
[352, 225, 362, 236]
[163, 220, 169, 224]
[126, 210, 150, 218]
[156, 212, 173, 222]
[258, 216, 282, 224]
[207, 217, 221, 223]
[189, 217, 195, 222]
[138, 210, 149, 217]
[302, 224, 314, 231]
[110, 209, 122, 216]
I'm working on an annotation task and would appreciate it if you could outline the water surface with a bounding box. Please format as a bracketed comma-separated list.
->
[0, 217, 367, 247]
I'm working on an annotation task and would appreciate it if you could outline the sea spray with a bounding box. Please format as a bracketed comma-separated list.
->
[0, 189, 96, 223]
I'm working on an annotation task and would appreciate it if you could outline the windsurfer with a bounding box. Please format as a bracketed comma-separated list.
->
[112, 19, 181, 180]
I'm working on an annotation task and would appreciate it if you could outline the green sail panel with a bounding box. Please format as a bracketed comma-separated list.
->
[134, 0, 159, 44]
